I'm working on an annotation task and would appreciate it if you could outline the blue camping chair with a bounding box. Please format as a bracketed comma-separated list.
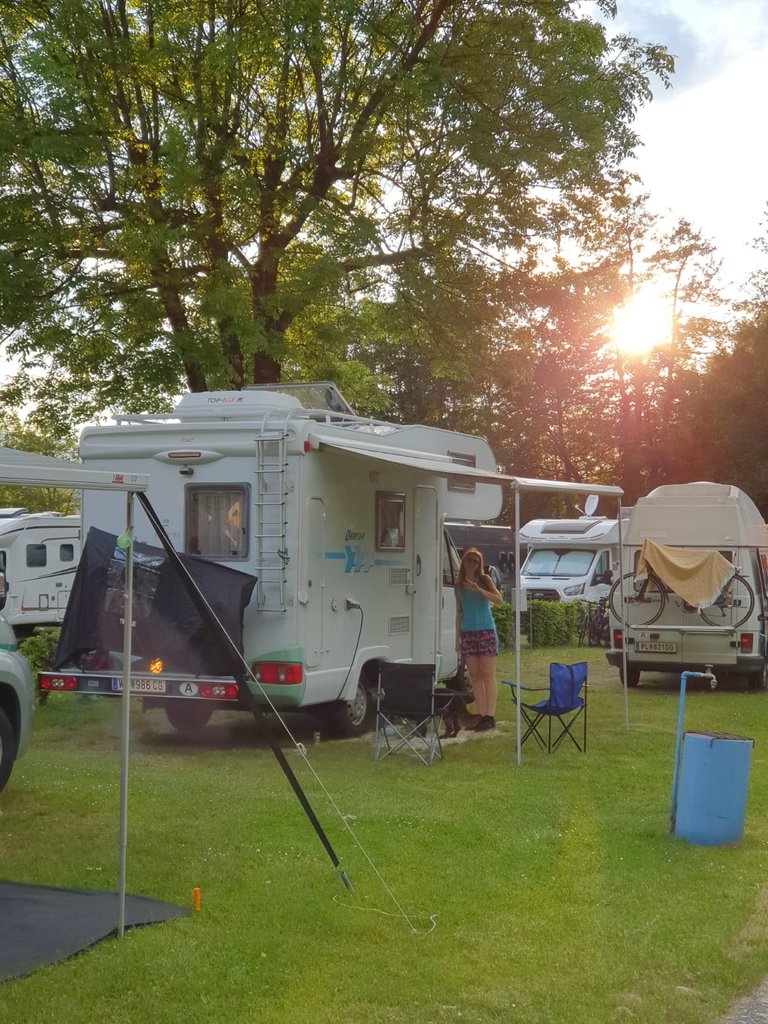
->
[502, 662, 588, 753]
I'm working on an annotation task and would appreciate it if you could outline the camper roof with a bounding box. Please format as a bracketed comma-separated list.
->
[625, 482, 768, 548]
[519, 517, 619, 544]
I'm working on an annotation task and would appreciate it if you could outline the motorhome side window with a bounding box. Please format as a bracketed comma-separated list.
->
[185, 486, 249, 560]
[60, 544, 75, 562]
[26, 544, 46, 568]
[376, 492, 405, 551]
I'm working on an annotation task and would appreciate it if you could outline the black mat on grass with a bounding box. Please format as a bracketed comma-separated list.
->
[0, 880, 190, 980]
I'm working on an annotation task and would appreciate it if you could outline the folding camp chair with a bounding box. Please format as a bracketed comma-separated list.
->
[373, 663, 456, 766]
[501, 662, 588, 753]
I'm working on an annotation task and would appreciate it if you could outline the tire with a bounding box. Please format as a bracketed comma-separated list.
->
[0, 705, 18, 793]
[326, 676, 374, 738]
[700, 572, 755, 629]
[164, 701, 214, 732]
[747, 661, 768, 693]
[453, 658, 475, 705]
[619, 663, 641, 688]
[609, 572, 666, 626]
[577, 610, 589, 648]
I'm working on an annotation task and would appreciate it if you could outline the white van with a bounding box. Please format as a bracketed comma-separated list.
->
[606, 482, 768, 689]
[519, 515, 620, 603]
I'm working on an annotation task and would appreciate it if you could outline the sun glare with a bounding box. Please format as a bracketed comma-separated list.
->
[611, 289, 672, 356]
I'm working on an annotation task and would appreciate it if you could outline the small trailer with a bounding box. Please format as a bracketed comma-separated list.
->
[0, 509, 81, 637]
[42, 383, 507, 733]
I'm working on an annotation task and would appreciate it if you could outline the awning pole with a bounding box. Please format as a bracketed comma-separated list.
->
[617, 498, 629, 730]
[117, 493, 135, 937]
[514, 485, 522, 767]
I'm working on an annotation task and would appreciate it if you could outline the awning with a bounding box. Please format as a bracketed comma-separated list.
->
[309, 433, 512, 485]
[0, 447, 148, 492]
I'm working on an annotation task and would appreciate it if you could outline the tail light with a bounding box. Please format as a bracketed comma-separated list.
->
[199, 682, 239, 700]
[740, 633, 754, 653]
[39, 674, 78, 691]
[251, 662, 303, 685]
[613, 629, 624, 648]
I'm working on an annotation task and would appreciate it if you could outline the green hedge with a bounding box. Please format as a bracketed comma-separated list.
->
[492, 600, 584, 649]
[18, 627, 60, 677]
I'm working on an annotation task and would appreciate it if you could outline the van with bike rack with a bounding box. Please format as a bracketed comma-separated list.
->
[606, 482, 768, 690]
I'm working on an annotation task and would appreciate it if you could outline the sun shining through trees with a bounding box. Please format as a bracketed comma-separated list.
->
[611, 288, 673, 356]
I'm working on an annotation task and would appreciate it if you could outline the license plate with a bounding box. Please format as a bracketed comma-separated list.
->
[111, 677, 167, 694]
[635, 641, 677, 653]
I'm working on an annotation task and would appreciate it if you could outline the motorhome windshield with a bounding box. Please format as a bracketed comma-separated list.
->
[524, 548, 596, 576]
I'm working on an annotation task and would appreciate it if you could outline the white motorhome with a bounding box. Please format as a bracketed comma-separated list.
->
[67, 383, 505, 732]
[0, 509, 81, 637]
[519, 514, 620, 603]
[606, 482, 768, 689]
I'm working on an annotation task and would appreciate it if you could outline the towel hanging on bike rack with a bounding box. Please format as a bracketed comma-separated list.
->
[635, 539, 735, 610]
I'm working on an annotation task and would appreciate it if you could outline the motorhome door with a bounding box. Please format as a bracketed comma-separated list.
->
[412, 486, 439, 663]
[301, 497, 325, 668]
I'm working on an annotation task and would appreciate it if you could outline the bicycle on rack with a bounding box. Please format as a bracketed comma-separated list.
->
[578, 596, 610, 647]
[608, 567, 755, 628]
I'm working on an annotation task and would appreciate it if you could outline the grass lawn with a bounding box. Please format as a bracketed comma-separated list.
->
[2, 646, 768, 1023]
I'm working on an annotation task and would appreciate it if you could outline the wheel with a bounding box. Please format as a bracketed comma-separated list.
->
[747, 662, 768, 692]
[577, 610, 589, 648]
[596, 612, 610, 648]
[164, 701, 214, 732]
[619, 663, 641, 688]
[700, 572, 755, 628]
[0, 705, 18, 793]
[453, 658, 475, 705]
[325, 675, 375, 737]
[609, 572, 666, 626]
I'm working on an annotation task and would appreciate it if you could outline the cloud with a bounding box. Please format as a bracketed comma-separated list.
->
[611, 0, 768, 97]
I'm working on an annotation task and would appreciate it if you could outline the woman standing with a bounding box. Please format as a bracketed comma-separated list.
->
[455, 547, 503, 731]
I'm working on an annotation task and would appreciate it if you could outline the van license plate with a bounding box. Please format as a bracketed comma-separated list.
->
[635, 641, 677, 653]
[111, 677, 167, 694]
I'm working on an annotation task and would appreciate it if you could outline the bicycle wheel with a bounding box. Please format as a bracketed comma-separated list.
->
[609, 572, 666, 626]
[699, 572, 755, 628]
[578, 609, 590, 647]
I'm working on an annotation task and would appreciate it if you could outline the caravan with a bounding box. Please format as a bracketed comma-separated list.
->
[606, 482, 768, 689]
[0, 510, 81, 637]
[57, 383, 506, 733]
[518, 511, 621, 603]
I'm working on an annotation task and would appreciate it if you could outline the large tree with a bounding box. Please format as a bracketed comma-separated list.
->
[0, 0, 671, 424]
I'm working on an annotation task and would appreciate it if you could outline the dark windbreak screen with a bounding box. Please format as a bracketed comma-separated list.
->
[55, 527, 256, 678]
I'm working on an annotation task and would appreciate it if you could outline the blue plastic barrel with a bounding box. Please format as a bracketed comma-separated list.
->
[674, 731, 754, 846]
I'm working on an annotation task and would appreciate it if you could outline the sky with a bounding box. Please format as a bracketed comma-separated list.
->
[610, 0, 768, 289]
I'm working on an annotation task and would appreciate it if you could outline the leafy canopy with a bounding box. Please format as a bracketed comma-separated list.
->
[0, 0, 672, 425]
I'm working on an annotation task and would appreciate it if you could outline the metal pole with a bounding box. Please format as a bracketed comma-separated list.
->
[617, 499, 629, 730]
[514, 485, 522, 767]
[670, 672, 690, 832]
[117, 494, 134, 938]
